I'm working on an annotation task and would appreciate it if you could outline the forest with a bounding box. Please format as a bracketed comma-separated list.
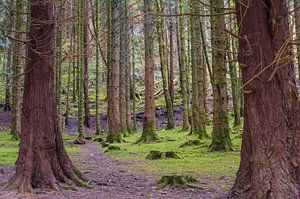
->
[0, 0, 299, 198]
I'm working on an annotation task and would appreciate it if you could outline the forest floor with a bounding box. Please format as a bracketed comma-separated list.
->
[0, 137, 226, 199]
[0, 108, 240, 199]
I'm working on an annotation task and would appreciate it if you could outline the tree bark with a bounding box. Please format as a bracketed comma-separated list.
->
[231, 1, 300, 198]
[210, 0, 232, 151]
[6, 1, 86, 192]
[176, 0, 190, 132]
[155, 0, 175, 130]
[107, 0, 122, 143]
[83, 0, 91, 128]
[11, 0, 22, 140]
[139, 0, 157, 143]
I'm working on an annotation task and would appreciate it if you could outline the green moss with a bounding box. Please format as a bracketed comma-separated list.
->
[105, 145, 121, 152]
[0, 131, 81, 165]
[157, 175, 198, 188]
[100, 126, 241, 190]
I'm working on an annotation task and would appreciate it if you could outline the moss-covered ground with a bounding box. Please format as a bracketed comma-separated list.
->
[100, 120, 242, 190]
[0, 131, 81, 166]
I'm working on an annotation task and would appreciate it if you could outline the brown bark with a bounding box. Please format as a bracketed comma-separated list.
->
[231, 1, 300, 198]
[6, 1, 86, 192]
[107, 0, 122, 142]
[139, 0, 157, 142]
[83, 0, 91, 128]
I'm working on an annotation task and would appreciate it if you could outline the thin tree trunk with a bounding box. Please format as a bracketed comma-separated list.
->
[231, 1, 300, 198]
[294, 0, 300, 81]
[77, 0, 85, 138]
[83, 0, 91, 128]
[155, 0, 174, 130]
[176, 0, 190, 132]
[11, 0, 22, 140]
[131, 27, 137, 131]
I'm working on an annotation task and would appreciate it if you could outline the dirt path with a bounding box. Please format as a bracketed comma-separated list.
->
[0, 142, 223, 199]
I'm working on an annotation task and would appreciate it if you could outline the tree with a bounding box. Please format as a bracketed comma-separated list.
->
[119, 0, 128, 135]
[138, 0, 157, 143]
[107, 0, 122, 142]
[210, 0, 232, 151]
[155, 0, 175, 130]
[294, 0, 300, 81]
[83, 0, 91, 128]
[11, 0, 23, 140]
[190, 1, 207, 138]
[231, 1, 300, 198]
[91, 0, 101, 135]
[6, 0, 86, 191]
[77, 0, 85, 138]
[176, 0, 190, 132]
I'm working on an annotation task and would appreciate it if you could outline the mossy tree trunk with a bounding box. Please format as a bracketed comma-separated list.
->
[119, 0, 128, 136]
[83, 0, 91, 128]
[176, 0, 190, 132]
[107, 0, 122, 143]
[190, 1, 207, 138]
[139, 0, 157, 143]
[155, 0, 175, 130]
[77, 0, 85, 138]
[92, 0, 101, 135]
[231, 1, 300, 198]
[210, 0, 232, 151]
[6, 1, 86, 192]
[11, 0, 23, 140]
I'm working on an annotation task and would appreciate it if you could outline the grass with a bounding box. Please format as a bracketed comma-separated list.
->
[0, 131, 81, 166]
[101, 124, 242, 190]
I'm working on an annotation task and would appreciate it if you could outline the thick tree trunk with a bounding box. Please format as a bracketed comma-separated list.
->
[139, 0, 157, 143]
[155, 0, 175, 130]
[231, 1, 300, 198]
[6, 1, 86, 192]
[210, 0, 232, 151]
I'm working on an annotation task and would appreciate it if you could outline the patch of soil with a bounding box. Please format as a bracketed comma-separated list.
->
[0, 142, 224, 199]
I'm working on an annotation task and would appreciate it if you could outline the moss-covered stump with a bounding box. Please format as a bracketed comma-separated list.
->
[165, 151, 180, 159]
[84, 136, 93, 140]
[93, 137, 104, 143]
[157, 175, 198, 188]
[73, 138, 86, 145]
[105, 145, 121, 152]
[146, 150, 163, 160]
[101, 142, 110, 148]
[146, 150, 180, 160]
[180, 140, 201, 147]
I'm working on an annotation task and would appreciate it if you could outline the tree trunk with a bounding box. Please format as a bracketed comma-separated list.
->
[107, 0, 122, 143]
[138, 0, 157, 143]
[119, 0, 128, 135]
[176, 0, 190, 132]
[4, 49, 12, 112]
[168, 20, 175, 103]
[6, 1, 86, 192]
[77, 0, 84, 138]
[155, 0, 175, 130]
[190, 1, 207, 138]
[131, 27, 137, 131]
[11, 0, 22, 140]
[210, 0, 232, 151]
[83, 0, 91, 128]
[231, 1, 300, 198]
[295, 0, 300, 81]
